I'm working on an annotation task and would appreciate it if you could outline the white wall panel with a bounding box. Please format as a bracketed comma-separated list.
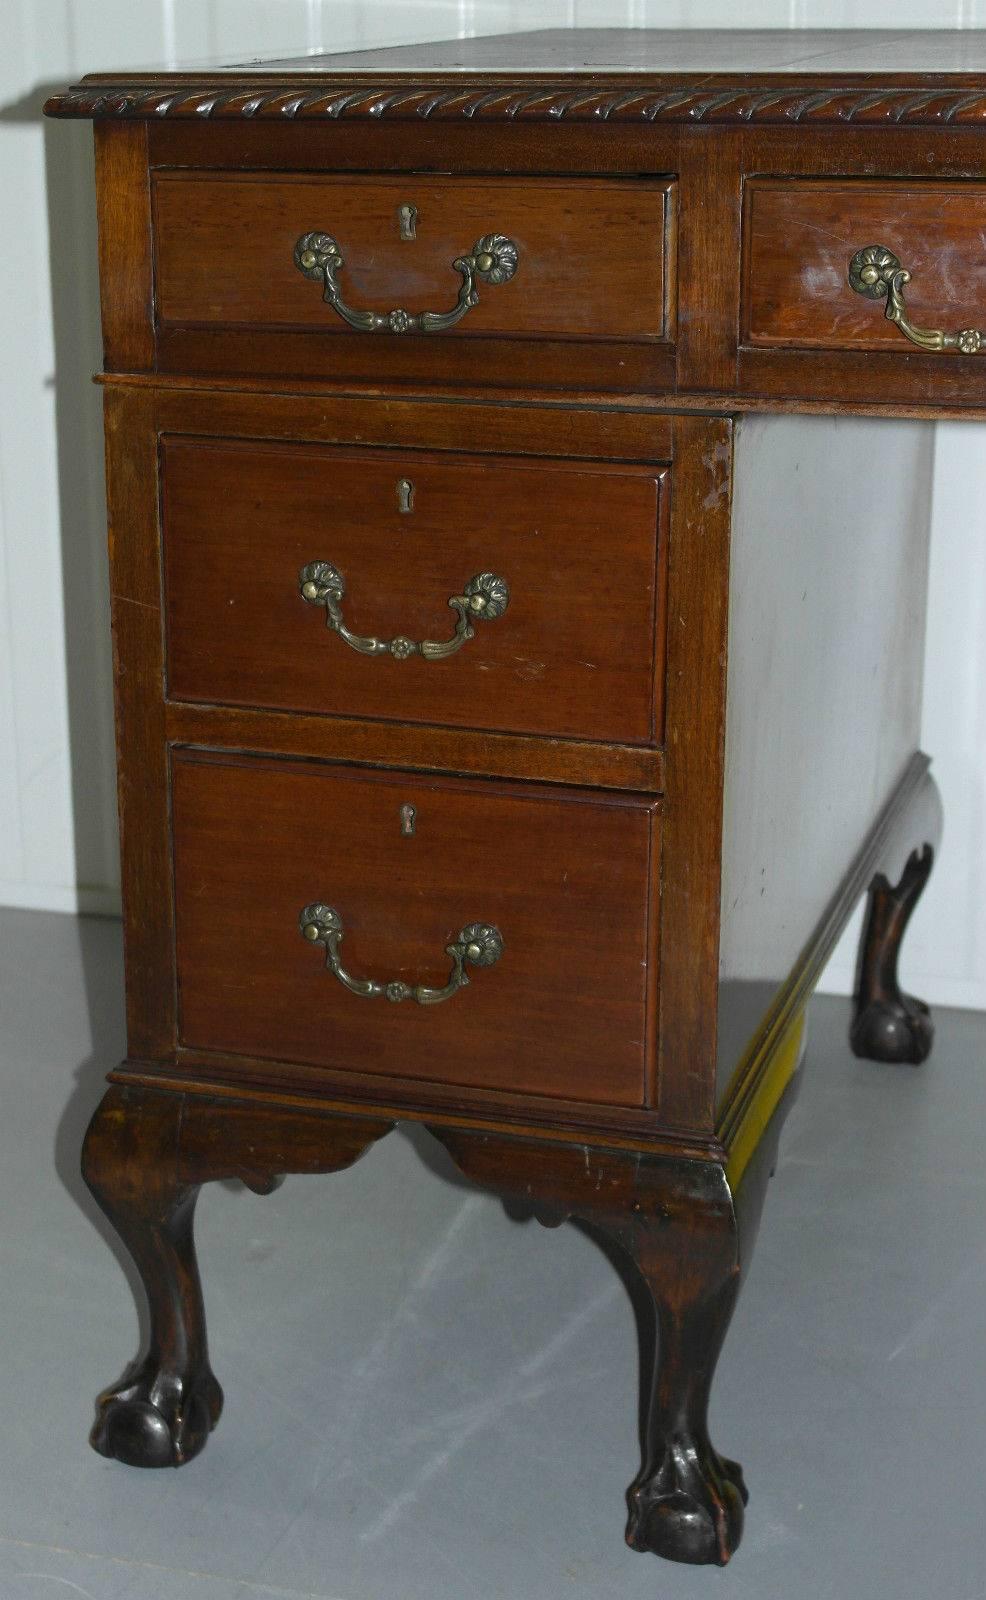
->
[822, 424, 986, 1009]
[0, 452, 25, 890]
[0, 0, 983, 1010]
[1, 0, 74, 908]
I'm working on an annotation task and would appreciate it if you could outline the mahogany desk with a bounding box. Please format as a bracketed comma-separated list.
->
[45, 27, 979, 1570]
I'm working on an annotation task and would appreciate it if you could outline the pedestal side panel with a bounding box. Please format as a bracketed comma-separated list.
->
[717, 413, 933, 1107]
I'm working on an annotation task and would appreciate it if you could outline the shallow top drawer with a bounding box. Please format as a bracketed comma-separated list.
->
[743, 179, 986, 354]
[151, 172, 677, 386]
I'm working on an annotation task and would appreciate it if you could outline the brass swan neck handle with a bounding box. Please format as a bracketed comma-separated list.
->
[848, 245, 984, 355]
[300, 904, 503, 1007]
[294, 230, 519, 335]
[299, 561, 509, 661]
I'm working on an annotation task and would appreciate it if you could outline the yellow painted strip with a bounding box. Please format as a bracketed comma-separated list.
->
[724, 1011, 806, 1192]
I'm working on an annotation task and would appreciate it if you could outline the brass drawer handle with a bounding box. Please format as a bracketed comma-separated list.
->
[299, 561, 509, 661]
[848, 245, 984, 354]
[300, 904, 503, 1005]
[294, 230, 518, 334]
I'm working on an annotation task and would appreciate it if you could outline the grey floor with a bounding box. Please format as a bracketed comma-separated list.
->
[0, 907, 984, 1599]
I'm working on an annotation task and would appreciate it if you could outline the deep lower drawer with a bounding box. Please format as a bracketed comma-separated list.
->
[163, 437, 668, 746]
[172, 753, 659, 1107]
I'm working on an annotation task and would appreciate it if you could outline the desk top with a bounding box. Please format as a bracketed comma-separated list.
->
[44, 28, 986, 124]
[213, 29, 986, 77]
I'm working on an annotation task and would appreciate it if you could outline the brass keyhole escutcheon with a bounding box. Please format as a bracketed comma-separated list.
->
[400, 804, 416, 837]
[397, 478, 415, 515]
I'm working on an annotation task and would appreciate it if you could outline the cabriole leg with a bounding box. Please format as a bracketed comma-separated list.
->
[82, 1084, 393, 1468]
[851, 767, 941, 1066]
[82, 1086, 220, 1467]
[430, 1127, 787, 1567]
[851, 845, 935, 1064]
[620, 1183, 746, 1565]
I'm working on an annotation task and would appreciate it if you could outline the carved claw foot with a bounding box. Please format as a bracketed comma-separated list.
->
[82, 1085, 393, 1470]
[852, 845, 935, 1065]
[626, 1446, 747, 1566]
[429, 1129, 763, 1568]
[91, 1355, 223, 1468]
[851, 986, 932, 1064]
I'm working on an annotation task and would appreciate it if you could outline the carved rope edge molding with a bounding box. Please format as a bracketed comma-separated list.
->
[43, 82, 986, 125]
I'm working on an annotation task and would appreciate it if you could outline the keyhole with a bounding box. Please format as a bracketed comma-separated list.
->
[400, 804, 416, 837]
[397, 478, 415, 515]
[398, 204, 417, 241]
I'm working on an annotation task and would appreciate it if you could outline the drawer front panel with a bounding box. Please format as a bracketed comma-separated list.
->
[173, 756, 658, 1107]
[153, 172, 675, 345]
[163, 439, 667, 746]
[743, 179, 986, 352]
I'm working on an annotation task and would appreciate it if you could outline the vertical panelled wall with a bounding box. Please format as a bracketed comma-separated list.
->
[2, 0, 984, 1008]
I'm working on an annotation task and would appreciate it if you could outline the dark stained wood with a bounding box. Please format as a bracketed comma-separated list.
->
[163, 439, 667, 747]
[94, 123, 154, 372]
[676, 130, 741, 394]
[433, 1129, 745, 1563]
[851, 774, 942, 1065]
[151, 167, 675, 390]
[82, 1083, 392, 1467]
[81, 1058, 792, 1545]
[736, 128, 986, 411]
[116, 760, 939, 1153]
[102, 388, 175, 1060]
[146, 116, 682, 177]
[852, 848, 935, 1064]
[57, 80, 986, 130]
[431, 1065, 799, 1567]
[744, 178, 986, 350]
[172, 753, 660, 1107]
[99, 367, 986, 425]
[736, 344, 986, 410]
[44, 28, 965, 1570]
[655, 415, 732, 1131]
[78, 108, 986, 408]
[154, 172, 675, 341]
[114, 1057, 722, 1155]
[157, 327, 678, 395]
[104, 380, 676, 464]
[165, 703, 664, 795]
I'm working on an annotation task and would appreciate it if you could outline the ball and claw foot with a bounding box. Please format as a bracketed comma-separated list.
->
[850, 987, 932, 1065]
[625, 1444, 748, 1566]
[90, 1356, 224, 1468]
[82, 1087, 395, 1472]
[851, 845, 935, 1066]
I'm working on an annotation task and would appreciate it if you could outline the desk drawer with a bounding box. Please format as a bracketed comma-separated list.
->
[163, 438, 667, 746]
[172, 754, 658, 1107]
[743, 179, 986, 354]
[152, 171, 676, 382]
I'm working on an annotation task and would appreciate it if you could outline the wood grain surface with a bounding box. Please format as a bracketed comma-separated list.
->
[172, 753, 660, 1107]
[744, 179, 986, 350]
[94, 123, 153, 372]
[153, 172, 675, 342]
[163, 438, 667, 746]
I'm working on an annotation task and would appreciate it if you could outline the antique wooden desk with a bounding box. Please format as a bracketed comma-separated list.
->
[45, 27, 980, 1570]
